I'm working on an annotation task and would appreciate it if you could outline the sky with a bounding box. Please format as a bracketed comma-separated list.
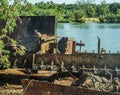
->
[27, 0, 120, 4]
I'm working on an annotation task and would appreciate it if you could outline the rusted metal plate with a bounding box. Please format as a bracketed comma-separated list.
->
[21, 79, 119, 95]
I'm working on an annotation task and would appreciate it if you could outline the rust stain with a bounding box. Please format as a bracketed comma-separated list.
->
[21, 79, 119, 95]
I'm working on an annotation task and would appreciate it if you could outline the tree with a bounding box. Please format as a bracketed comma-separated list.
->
[64, 11, 74, 21]
[73, 10, 86, 22]
[76, 0, 95, 4]
[20, 3, 37, 16]
[96, 4, 109, 17]
[86, 6, 95, 17]
[109, 3, 120, 14]
[0, 0, 27, 68]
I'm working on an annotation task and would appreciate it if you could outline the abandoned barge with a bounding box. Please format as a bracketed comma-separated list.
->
[1, 16, 120, 95]
[0, 16, 119, 77]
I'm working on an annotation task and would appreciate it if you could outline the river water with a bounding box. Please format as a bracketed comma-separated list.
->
[57, 22, 120, 53]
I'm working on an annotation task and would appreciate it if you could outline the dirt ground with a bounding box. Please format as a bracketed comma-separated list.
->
[0, 68, 25, 75]
[0, 68, 64, 95]
[0, 84, 23, 95]
[0, 69, 24, 95]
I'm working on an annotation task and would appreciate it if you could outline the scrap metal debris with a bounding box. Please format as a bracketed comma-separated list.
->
[72, 72, 120, 94]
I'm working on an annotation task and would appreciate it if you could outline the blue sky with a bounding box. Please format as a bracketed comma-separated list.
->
[27, 0, 120, 4]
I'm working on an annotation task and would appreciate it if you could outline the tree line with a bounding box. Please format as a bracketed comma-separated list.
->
[22, 1, 120, 23]
[1, 1, 120, 23]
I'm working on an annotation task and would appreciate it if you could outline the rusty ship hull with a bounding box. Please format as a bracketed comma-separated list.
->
[24, 52, 119, 77]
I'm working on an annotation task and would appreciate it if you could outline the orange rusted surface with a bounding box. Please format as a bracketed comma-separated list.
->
[21, 79, 119, 95]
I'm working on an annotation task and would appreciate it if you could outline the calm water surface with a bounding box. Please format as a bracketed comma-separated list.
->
[57, 22, 120, 53]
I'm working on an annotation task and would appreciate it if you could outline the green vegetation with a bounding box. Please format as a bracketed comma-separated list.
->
[1, 0, 120, 23]
[22, 1, 120, 23]
[0, 0, 27, 68]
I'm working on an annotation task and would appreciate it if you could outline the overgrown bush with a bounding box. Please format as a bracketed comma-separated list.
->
[0, 0, 27, 69]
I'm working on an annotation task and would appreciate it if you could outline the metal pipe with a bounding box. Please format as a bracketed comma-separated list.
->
[97, 36, 100, 54]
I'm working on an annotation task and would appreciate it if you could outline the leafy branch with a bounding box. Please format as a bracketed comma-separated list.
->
[0, 0, 27, 68]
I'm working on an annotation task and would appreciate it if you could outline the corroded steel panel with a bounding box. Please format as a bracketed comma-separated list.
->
[21, 79, 119, 95]
[34, 53, 120, 68]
